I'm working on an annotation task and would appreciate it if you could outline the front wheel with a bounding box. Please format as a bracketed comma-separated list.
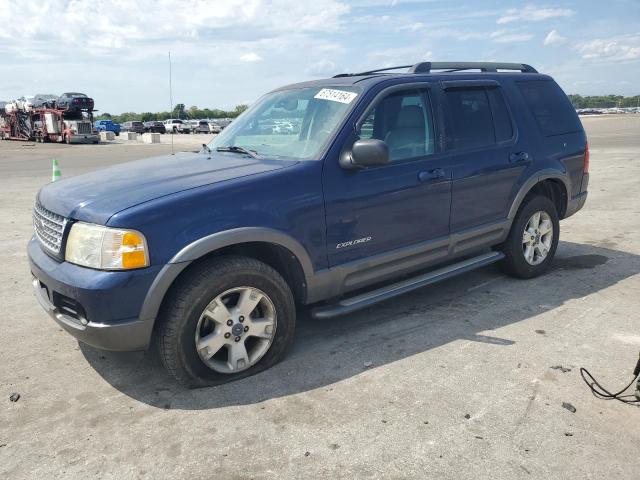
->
[499, 195, 559, 279]
[157, 256, 296, 388]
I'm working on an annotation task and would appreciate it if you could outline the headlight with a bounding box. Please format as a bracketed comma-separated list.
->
[65, 222, 149, 270]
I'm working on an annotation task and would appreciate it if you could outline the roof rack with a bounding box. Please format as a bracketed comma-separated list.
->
[333, 61, 537, 77]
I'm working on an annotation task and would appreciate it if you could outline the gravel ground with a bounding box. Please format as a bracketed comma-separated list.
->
[1, 116, 639, 479]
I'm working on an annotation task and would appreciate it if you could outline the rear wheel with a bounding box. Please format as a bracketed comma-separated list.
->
[499, 195, 559, 279]
[157, 256, 296, 388]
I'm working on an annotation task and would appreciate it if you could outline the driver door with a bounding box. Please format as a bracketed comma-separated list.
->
[323, 84, 452, 270]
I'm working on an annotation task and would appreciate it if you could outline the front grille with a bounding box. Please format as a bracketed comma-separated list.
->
[76, 122, 92, 134]
[33, 201, 67, 254]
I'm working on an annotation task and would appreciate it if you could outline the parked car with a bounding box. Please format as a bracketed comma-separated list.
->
[217, 119, 231, 129]
[208, 122, 222, 133]
[121, 121, 145, 134]
[4, 101, 17, 114]
[15, 95, 35, 111]
[28, 61, 588, 387]
[272, 121, 294, 134]
[32, 94, 59, 109]
[194, 120, 211, 134]
[57, 93, 94, 111]
[143, 121, 166, 134]
[94, 119, 121, 136]
[163, 118, 191, 134]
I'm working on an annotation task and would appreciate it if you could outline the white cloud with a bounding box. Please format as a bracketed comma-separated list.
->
[490, 29, 533, 43]
[575, 34, 640, 61]
[305, 59, 337, 76]
[0, 0, 351, 57]
[543, 30, 567, 46]
[426, 27, 533, 43]
[497, 4, 574, 24]
[399, 22, 425, 32]
[240, 52, 262, 62]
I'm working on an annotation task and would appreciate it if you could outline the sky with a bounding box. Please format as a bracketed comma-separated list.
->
[0, 0, 638, 114]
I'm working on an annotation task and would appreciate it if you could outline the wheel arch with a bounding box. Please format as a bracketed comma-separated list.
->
[138, 228, 314, 337]
[508, 172, 570, 222]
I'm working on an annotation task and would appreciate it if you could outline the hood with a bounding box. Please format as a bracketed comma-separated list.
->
[38, 152, 295, 225]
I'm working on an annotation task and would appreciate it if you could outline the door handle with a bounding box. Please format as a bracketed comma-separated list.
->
[418, 168, 446, 182]
[509, 151, 530, 163]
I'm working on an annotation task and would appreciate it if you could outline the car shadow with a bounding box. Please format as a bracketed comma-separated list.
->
[79, 240, 639, 409]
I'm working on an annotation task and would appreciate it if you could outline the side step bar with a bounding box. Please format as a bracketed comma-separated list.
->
[311, 251, 504, 319]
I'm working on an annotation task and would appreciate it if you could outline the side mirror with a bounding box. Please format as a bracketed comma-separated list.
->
[341, 138, 390, 170]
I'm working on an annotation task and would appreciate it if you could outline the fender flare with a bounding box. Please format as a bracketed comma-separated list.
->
[137, 227, 315, 330]
[507, 170, 571, 221]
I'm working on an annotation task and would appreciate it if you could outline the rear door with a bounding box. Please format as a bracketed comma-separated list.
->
[441, 80, 530, 233]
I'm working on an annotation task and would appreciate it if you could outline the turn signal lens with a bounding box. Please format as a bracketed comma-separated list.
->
[121, 232, 147, 269]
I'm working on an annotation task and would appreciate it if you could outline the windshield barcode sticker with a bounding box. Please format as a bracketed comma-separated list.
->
[314, 88, 358, 104]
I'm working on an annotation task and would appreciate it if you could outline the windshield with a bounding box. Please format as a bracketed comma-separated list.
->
[208, 86, 360, 160]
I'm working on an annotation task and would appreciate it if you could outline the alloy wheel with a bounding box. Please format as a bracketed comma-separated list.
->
[522, 210, 553, 266]
[194, 287, 277, 374]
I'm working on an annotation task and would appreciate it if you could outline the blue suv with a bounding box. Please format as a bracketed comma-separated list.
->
[28, 62, 588, 387]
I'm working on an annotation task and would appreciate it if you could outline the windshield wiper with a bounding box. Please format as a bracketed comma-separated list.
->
[216, 145, 259, 159]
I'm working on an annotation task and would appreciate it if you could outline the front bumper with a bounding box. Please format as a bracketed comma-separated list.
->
[28, 237, 162, 351]
[69, 133, 99, 144]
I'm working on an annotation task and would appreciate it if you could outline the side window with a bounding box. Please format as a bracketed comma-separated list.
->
[445, 88, 494, 150]
[486, 88, 513, 142]
[517, 80, 581, 136]
[357, 88, 434, 162]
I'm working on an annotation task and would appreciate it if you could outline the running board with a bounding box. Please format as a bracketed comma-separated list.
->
[311, 251, 504, 319]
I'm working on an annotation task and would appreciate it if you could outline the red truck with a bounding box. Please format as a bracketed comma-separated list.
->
[1, 108, 99, 144]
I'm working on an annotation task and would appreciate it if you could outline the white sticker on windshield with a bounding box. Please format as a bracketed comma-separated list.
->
[314, 88, 358, 104]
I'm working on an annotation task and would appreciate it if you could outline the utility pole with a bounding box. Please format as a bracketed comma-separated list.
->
[169, 51, 174, 155]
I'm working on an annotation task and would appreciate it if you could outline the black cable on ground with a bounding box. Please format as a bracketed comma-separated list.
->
[580, 354, 640, 406]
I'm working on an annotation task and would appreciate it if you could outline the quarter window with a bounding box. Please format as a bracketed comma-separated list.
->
[517, 80, 581, 137]
[357, 89, 434, 162]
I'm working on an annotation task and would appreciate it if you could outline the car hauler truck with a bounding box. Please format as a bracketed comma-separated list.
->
[1, 107, 99, 144]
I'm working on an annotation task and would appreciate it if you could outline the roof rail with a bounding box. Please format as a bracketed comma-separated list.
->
[333, 61, 537, 77]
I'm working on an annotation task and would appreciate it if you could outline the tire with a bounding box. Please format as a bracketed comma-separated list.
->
[157, 255, 296, 388]
[499, 195, 559, 279]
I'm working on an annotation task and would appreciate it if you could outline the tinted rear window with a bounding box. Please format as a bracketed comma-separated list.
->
[445, 88, 495, 149]
[517, 80, 581, 136]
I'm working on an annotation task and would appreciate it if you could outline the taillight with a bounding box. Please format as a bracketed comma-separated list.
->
[583, 141, 590, 173]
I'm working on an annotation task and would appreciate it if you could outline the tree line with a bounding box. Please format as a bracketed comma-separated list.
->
[97, 103, 249, 124]
[96, 95, 640, 123]
[568, 95, 640, 109]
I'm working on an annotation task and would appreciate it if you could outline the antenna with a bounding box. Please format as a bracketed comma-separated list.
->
[169, 50, 174, 155]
